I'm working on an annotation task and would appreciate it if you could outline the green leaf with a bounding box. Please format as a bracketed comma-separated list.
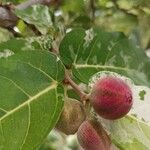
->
[72, 15, 92, 29]
[62, 0, 85, 13]
[0, 28, 13, 43]
[59, 28, 150, 88]
[101, 115, 150, 150]
[67, 88, 80, 100]
[0, 38, 33, 54]
[15, 5, 54, 34]
[0, 50, 65, 149]
[0, 35, 52, 55]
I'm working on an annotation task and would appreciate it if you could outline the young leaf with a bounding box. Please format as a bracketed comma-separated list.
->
[0, 50, 64, 149]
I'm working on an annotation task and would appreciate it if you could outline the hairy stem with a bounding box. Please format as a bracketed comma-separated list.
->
[65, 71, 89, 102]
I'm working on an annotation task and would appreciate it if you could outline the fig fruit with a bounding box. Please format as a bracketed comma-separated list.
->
[90, 75, 133, 120]
[77, 119, 111, 150]
[56, 98, 86, 135]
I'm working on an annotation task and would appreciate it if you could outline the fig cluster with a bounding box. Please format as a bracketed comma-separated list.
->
[56, 74, 133, 150]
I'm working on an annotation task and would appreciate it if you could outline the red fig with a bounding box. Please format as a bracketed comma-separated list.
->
[77, 119, 111, 150]
[90, 76, 133, 120]
[56, 98, 86, 135]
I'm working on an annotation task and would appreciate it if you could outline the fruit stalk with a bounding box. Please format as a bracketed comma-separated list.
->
[65, 71, 89, 102]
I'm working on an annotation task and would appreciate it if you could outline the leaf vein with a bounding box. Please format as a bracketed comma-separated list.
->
[85, 37, 99, 64]
[21, 61, 54, 81]
[0, 84, 56, 122]
[0, 74, 31, 97]
[75, 64, 132, 72]
[74, 38, 85, 64]
[19, 103, 31, 150]
[0, 108, 8, 113]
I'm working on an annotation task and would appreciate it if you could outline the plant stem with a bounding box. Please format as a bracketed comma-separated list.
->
[90, 0, 95, 22]
[65, 71, 89, 102]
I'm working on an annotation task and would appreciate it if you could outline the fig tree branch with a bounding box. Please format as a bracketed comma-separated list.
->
[89, 0, 95, 22]
[64, 71, 89, 102]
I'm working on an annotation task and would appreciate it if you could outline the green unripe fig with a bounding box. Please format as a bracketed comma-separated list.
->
[77, 118, 111, 150]
[56, 98, 86, 135]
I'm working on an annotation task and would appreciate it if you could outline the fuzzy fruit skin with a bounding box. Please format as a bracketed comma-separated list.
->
[77, 119, 111, 150]
[90, 76, 133, 120]
[56, 98, 86, 135]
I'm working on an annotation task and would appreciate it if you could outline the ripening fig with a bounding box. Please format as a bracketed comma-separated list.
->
[77, 119, 111, 150]
[56, 98, 86, 135]
[90, 75, 133, 120]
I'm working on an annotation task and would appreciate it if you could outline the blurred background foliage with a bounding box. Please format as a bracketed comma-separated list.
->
[39, 130, 81, 150]
[0, 0, 149, 149]
[0, 0, 150, 48]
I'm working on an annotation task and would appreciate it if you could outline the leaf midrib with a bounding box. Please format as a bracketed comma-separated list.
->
[0, 84, 57, 122]
[75, 64, 134, 72]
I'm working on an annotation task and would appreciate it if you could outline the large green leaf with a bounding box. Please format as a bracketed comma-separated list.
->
[0, 50, 64, 149]
[59, 28, 150, 88]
